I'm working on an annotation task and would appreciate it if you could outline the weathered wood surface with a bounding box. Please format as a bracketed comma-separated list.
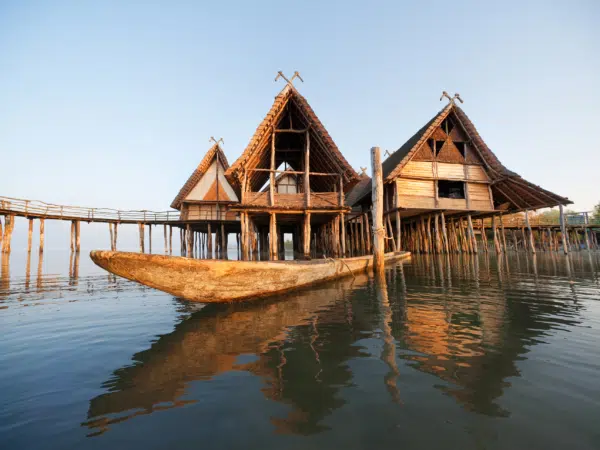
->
[89, 250, 410, 303]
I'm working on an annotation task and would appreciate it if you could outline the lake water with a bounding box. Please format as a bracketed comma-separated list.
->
[1, 250, 599, 449]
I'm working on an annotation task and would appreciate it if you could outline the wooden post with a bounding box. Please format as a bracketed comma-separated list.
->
[500, 214, 507, 253]
[303, 213, 311, 257]
[240, 213, 246, 260]
[270, 213, 278, 261]
[39, 218, 45, 253]
[467, 215, 478, 254]
[433, 214, 441, 254]
[340, 213, 346, 257]
[480, 219, 488, 252]
[169, 225, 173, 255]
[305, 131, 311, 207]
[109, 223, 114, 250]
[221, 222, 226, 258]
[164, 224, 168, 254]
[2, 215, 14, 254]
[371, 147, 384, 273]
[148, 224, 152, 254]
[525, 210, 536, 254]
[70, 221, 75, 252]
[440, 212, 449, 254]
[207, 223, 212, 258]
[270, 130, 276, 206]
[386, 215, 396, 253]
[27, 218, 33, 253]
[457, 218, 467, 253]
[492, 216, 501, 253]
[364, 212, 371, 254]
[138, 223, 144, 253]
[332, 216, 340, 257]
[75, 220, 81, 252]
[113, 223, 118, 250]
[0, 217, 3, 252]
[186, 224, 192, 256]
[426, 215, 433, 253]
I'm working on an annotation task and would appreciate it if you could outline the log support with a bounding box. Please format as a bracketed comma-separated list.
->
[371, 147, 384, 273]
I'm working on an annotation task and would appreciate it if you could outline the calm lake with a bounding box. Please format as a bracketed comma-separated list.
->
[1, 250, 599, 449]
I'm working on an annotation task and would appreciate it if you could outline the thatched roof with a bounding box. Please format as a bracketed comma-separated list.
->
[170, 143, 230, 210]
[225, 84, 359, 193]
[353, 102, 571, 210]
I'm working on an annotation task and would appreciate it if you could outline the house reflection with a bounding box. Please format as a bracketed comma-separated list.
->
[82, 255, 585, 436]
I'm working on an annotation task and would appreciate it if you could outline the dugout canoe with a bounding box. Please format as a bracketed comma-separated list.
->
[89, 250, 410, 303]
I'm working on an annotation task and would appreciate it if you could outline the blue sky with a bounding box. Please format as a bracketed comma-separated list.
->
[1, 0, 599, 213]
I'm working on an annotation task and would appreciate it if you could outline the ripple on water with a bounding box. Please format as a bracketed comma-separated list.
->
[0, 251, 599, 450]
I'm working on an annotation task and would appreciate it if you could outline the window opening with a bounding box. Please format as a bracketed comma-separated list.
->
[438, 180, 465, 199]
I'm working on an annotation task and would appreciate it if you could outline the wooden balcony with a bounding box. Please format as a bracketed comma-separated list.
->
[242, 192, 343, 209]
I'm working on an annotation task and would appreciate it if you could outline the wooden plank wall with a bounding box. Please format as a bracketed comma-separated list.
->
[396, 161, 494, 211]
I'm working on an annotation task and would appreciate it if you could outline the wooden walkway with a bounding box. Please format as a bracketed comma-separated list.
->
[0, 196, 180, 224]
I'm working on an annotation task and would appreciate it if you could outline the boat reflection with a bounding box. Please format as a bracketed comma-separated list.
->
[82, 273, 369, 436]
[77, 253, 592, 436]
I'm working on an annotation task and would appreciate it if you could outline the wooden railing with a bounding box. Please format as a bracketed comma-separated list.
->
[0, 196, 181, 223]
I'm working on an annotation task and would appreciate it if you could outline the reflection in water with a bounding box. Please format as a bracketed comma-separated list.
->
[36, 249, 44, 290]
[82, 274, 368, 436]
[78, 252, 599, 437]
[376, 269, 401, 404]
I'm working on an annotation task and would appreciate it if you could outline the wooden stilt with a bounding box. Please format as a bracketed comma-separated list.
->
[169, 225, 173, 255]
[39, 218, 45, 253]
[500, 214, 507, 252]
[492, 216, 501, 253]
[466, 215, 477, 254]
[303, 213, 311, 257]
[70, 221, 75, 252]
[109, 223, 114, 250]
[138, 223, 144, 253]
[148, 224, 152, 254]
[480, 219, 488, 252]
[387, 214, 396, 253]
[75, 220, 80, 252]
[2, 215, 14, 253]
[113, 223, 118, 250]
[163, 225, 167, 254]
[221, 222, 226, 258]
[207, 223, 212, 258]
[525, 210, 536, 254]
[434, 214, 442, 253]
[186, 224, 191, 256]
[27, 218, 33, 253]
[270, 213, 278, 261]
[440, 212, 449, 254]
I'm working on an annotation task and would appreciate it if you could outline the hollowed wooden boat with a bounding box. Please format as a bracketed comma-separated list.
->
[89, 250, 410, 303]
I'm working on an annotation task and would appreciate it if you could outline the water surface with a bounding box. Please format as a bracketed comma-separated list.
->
[1, 250, 599, 449]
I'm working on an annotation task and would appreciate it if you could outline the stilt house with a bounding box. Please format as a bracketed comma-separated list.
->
[351, 98, 572, 253]
[170, 141, 240, 256]
[225, 83, 359, 260]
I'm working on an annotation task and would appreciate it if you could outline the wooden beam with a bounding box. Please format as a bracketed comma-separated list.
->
[270, 130, 276, 206]
[305, 130, 311, 208]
